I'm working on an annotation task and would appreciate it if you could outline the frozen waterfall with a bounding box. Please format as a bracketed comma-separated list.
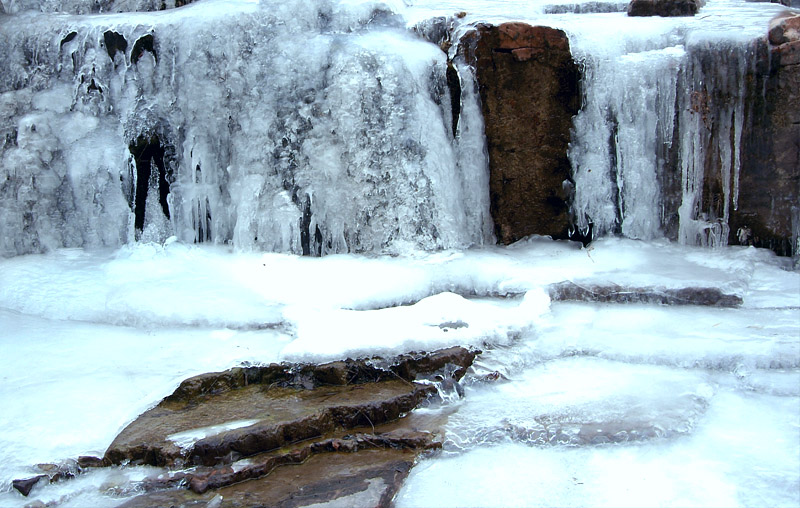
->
[0, 0, 493, 257]
[0, 0, 795, 258]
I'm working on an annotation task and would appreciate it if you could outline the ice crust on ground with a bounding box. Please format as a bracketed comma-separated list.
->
[0, 239, 798, 507]
[166, 419, 261, 451]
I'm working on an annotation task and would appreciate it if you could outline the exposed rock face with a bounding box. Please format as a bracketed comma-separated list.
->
[733, 14, 800, 256]
[92, 348, 477, 506]
[12, 475, 47, 497]
[458, 23, 580, 244]
[548, 281, 743, 307]
[627, 0, 702, 17]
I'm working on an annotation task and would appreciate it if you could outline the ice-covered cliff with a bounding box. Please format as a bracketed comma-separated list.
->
[0, 0, 493, 256]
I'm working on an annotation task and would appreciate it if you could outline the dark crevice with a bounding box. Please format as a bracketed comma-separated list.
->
[103, 31, 127, 61]
[132, 34, 157, 65]
[60, 32, 77, 48]
[300, 194, 312, 256]
[129, 135, 171, 232]
[446, 62, 461, 137]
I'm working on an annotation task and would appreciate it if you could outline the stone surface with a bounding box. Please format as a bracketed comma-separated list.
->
[104, 377, 436, 467]
[458, 23, 580, 244]
[12, 476, 46, 497]
[107, 349, 473, 507]
[549, 281, 743, 307]
[732, 19, 800, 256]
[768, 13, 800, 46]
[627, 0, 701, 17]
[103, 347, 476, 467]
[120, 448, 419, 508]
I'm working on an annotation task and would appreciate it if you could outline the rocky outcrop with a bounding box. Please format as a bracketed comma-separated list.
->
[2, 348, 477, 506]
[548, 282, 743, 307]
[627, 0, 702, 17]
[732, 14, 800, 256]
[458, 23, 580, 244]
[104, 347, 476, 468]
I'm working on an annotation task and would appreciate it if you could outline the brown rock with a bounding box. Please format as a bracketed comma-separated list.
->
[733, 32, 800, 256]
[12, 476, 47, 497]
[627, 0, 702, 17]
[768, 13, 800, 46]
[104, 347, 476, 468]
[548, 281, 743, 307]
[390, 346, 479, 382]
[459, 23, 580, 244]
[120, 449, 418, 508]
[773, 40, 800, 66]
[77, 455, 105, 468]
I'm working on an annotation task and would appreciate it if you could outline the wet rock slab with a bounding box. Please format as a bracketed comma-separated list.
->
[103, 347, 476, 506]
[120, 448, 420, 508]
[548, 281, 742, 307]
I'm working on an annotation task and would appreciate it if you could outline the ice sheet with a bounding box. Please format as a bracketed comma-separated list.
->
[0, 238, 797, 506]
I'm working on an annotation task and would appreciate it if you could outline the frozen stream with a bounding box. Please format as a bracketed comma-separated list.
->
[1, 0, 799, 505]
[0, 238, 798, 506]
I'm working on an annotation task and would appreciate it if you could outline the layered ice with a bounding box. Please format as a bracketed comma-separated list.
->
[0, 238, 797, 506]
[0, 0, 493, 257]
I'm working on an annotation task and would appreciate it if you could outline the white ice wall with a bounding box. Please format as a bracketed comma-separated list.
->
[0, 0, 493, 257]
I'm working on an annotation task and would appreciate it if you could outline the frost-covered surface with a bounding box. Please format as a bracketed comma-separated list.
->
[0, 0, 492, 257]
[408, 0, 792, 248]
[1, 0, 799, 506]
[0, 238, 798, 506]
[2, 0, 793, 258]
[0, 0, 188, 15]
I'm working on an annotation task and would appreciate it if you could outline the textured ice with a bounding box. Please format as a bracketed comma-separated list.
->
[445, 358, 714, 450]
[0, 238, 797, 506]
[0, 0, 493, 257]
[1, 0, 799, 506]
[2, 0, 790, 258]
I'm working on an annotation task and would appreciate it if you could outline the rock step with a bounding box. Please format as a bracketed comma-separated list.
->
[548, 282, 742, 307]
[164, 346, 477, 404]
[120, 447, 421, 508]
[104, 347, 477, 468]
[135, 428, 440, 496]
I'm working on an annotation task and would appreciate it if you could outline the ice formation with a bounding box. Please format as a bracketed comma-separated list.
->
[0, 0, 493, 257]
[2, 0, 791, 258]
[0, 0, 798, 507]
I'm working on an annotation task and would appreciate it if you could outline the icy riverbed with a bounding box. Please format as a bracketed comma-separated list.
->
[0, 238, 798, 507]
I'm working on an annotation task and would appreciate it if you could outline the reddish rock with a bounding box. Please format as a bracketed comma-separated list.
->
[733, 19, 800, 256]
[768, 13, 800, 46]
[459, 23, 580, 244]
[627, 0, 702, 17]
[12, 475, 47, 497]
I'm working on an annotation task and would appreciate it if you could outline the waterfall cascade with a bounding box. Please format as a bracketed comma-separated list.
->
[0, 0, 796, 257]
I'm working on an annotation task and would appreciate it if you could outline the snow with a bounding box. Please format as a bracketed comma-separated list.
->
[0, 238, 798, 506]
